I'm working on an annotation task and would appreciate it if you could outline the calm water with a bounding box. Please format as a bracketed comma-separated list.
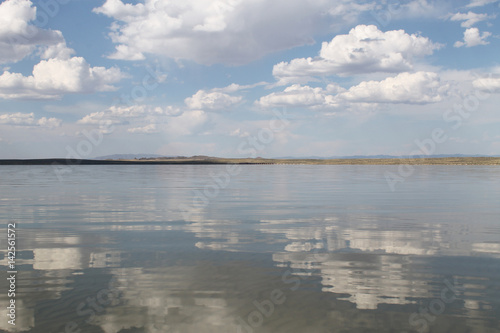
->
[1, 165, 500, 333]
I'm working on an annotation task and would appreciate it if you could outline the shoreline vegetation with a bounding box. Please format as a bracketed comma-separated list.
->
[1, 156, 500, 165]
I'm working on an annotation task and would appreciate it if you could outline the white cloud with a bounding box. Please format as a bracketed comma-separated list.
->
[399, 0, 448, 17]
[273, 25, 441, 84]
[258, 85, 327, 108]
[0, 53, 124, 100]
[339, 72, 447, 104]
[78, 105, 152, 125]
[0, 2, 124, 100]
[93, 0, 381, 65]
[473, 77, 500, 92]
[259, 72, 447, 108]
[449, 11, 493, 27]
[367, 1, 452, 22]
[40, 42, 75, 60]
[78, 105, 209, 137]
[229, 128, 249, 137]
[0, 112, 61, 128]
[37, 116, 62, 128]
[155, 105, 182, 116]
[327, 1, 375, 22]
[467, 0, 499, 7]
[0, 0, 64, 64]
[213, 82, 267, 93]
[257, 84, 344, 108]
[165, 110, 208, 136]
[94, 0, 148, 20]
[185, 90, 242, 110]
[127, 124, 159, 134]
[454, 27, 491, 47]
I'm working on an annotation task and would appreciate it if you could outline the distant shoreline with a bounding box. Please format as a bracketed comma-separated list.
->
[1, 157, 500, 165]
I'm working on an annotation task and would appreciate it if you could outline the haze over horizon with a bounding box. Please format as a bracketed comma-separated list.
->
[1, 0, 500, 159]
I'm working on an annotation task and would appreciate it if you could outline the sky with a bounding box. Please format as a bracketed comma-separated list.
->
[1, 0, 500, 159]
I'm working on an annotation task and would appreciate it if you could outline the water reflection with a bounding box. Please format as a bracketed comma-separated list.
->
[0, 165, 499, 332]
[1, 213, 499, 333]
[180, 215, 500, 314]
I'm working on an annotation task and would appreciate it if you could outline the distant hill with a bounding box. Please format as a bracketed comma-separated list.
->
[94, 154, 169, 160]
[94, 153, 500, 161]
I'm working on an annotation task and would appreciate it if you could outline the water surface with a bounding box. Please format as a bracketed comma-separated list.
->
[1, 165, 499, 333]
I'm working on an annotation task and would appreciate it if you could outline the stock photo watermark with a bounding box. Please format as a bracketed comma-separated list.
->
[6, 222, 17, 327]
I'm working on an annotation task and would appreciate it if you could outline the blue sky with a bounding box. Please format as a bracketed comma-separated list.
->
[1, 0, 500, 158]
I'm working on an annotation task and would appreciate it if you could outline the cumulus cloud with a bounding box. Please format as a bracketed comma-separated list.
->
[0, 0, 64, 64]
[467, 0, 499, 7]
[155, 105, 182, 116]
[213, 82, 267, 93]
[0, 41, 124, 100]
[127, 124, 159, 134]
[165, 110, 208, 136]
[40, 42, 76, 60]
[93, 0, 381, 65]
[449, 11, 493, 27]
[258, 72, 446, 108]
[257, 84, 344, 108]
[454, 27, 491, 47]
[0, 1, 125, 99]
[0, 112, 61, 128]
[185, 90, 242, 110]
[473, 77, 500, 92]
[0, 56, 124, 99]
[78, 105, 209, 137]
[78, 105, 155, 125]
[339, 72, 447, 104]
[273, 25, 441, 84]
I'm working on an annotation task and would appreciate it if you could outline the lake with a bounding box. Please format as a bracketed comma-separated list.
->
[1, 165, 499, 333]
